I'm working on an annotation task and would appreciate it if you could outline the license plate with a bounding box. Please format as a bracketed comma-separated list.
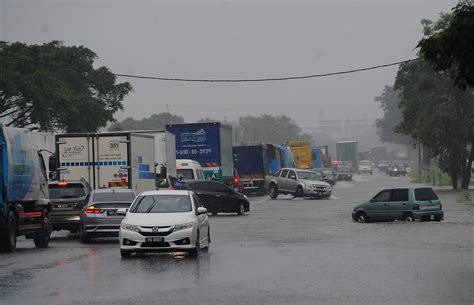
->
[107, 210, 116, 216]
[146, 237, 163, 243]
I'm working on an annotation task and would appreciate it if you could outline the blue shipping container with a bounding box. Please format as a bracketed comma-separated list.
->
[233, 145, 265, 178]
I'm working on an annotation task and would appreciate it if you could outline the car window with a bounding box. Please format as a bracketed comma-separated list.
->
[414, 188, 439, 201]
[193, 194, 203, 208]
[288, 170, 297, 180]
[208, 182, 231, 193]
[373, 190, 391, 202]
[280, 169, 289, 178]
[274, 170, 281, 177]
[130, 195, 192, 213]
[177, 169, 195, 180]
[92, 191, 136, 202]
[187, 181, 208, 191]
[390, 189, 409, 201]
[49, 183, 86, 199]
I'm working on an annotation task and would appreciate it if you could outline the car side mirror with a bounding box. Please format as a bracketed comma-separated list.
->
[117, 208, 127, 216]
[197, 207, 207, 215]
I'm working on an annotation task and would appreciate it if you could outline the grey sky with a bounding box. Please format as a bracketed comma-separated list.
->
[1, 0, 456, 136]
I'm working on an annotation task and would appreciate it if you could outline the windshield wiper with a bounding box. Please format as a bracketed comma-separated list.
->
[145, 197, 157, 213]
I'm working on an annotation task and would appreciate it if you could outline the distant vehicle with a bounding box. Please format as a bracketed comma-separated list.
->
[312, 168, 337, 186]
[336, 167, 353, 181]
[358, 160, 373, 175]
[265, 168, 332, 199]
[288, 141, 313, 169]
[331, 160, 343, 170]
[386, 162, 407, 176]
[49, 180, 92, 233]
[312, 147, 323, 169]
[118, 190, 210, 258]
[279, 144, 296, 168]
[166, 122, 234, 184]
[53, 132, 156, 194]
[79, 188, 136, 243]
[404, 162, 412, 174]
[336, 141, 358, 172]
[317, 145, 330, 168]
[233, 144, 281, 195]
[186, 180, 250, 216]
[377, 160, 390, 171]
[352, 187, 444, 223]
[176, 159, 205, 181]
[0, 127, 53, 252]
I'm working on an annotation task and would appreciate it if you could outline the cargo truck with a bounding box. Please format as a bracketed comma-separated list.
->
[133, 130, 177, 180]
[288, 141, 313, 169]
[336, 141, 358, 172]
[0, 127, 53, 252]
[166, 122, 234, 184]
[312, 147, 323, 168]
[280, 144, 295, 168]
[53, 132, 156, 194]
[233, 144, 282, 195]
[317, 145, 330, 167]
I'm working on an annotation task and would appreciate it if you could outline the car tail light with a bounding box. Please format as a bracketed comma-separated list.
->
[58, 181, 68, 187]
[85, 205, 103, 214]
[234, 177, 239, 185]
[413, 204, 420, 211]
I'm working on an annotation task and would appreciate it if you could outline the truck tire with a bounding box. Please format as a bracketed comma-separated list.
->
[0, 210, 17, 252]
[269, 185, 279, 199]
[34, 210, 51, 248]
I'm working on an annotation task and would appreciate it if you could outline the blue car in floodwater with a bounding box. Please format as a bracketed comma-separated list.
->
[352, 187, 444, 223]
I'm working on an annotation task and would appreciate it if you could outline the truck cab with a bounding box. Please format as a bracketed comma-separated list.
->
[176, 159, 205, 181]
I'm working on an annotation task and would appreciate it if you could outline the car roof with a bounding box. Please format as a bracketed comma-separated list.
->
[92, 188, 135, 193]
[140, 190, 191, 196]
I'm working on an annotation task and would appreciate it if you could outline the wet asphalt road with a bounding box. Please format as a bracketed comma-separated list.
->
[1, 172, 473, 305]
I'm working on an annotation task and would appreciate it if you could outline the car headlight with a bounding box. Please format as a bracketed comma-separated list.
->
[173, 222, 194, 232]
[244, 195, 248, 199]
[121, 223, 139, 232]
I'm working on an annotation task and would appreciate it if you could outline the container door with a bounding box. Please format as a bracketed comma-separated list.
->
[130, 135, 156, 193]
[57, 136, 94, 186]
[94, 135, 129, 189]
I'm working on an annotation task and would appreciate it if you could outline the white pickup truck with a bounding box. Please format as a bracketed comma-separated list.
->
[264, 168, 332, 199]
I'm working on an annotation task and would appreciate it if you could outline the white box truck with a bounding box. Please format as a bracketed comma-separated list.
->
[133, 130, 177, 178]
[54, 132, 156, 194]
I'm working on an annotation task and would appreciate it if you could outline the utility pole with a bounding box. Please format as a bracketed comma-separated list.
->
[166, 104, 170, 114]
[418, 142, 421, 183]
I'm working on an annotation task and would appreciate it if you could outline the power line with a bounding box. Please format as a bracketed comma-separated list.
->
[114, 58, 418, 83]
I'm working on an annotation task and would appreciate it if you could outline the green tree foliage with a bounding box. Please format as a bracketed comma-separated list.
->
[109, 112, 184, 131]
[418, 2, 474, 90]
[395, 59, 473, 189]
[374, 86, 412, 146]
[0, 41, 132, 132]
[235, 115, 310, 144]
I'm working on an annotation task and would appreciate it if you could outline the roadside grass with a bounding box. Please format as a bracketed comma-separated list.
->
[411, 172, 474, 187]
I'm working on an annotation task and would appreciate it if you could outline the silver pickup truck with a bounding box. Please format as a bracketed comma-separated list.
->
[264, 168, 332, 199]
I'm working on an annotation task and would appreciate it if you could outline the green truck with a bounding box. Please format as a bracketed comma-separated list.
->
[336, 141, 358, 172]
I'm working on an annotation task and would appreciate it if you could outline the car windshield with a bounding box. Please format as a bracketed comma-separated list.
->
[338, 168, 351, 173]
[359, 161, 371, 166]
[130, 195, 192, 213]
[297, 171, 321, 180]
[93, 191, 136, 202]
[49, 184, 86, 199]
[177, 169, 195, 180]
[322, 169, 333, 175]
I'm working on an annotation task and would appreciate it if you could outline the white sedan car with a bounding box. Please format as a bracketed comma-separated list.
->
[118, 190, 210, 258]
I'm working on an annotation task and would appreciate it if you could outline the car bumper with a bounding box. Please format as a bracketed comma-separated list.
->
[414, 210, 444, 221]
[120, 228, 196, 252]
[51, 214, 81, 229]
[358, 169, 372, 173]
[82, 217, 124, 235]
[304, 188, 331, 197]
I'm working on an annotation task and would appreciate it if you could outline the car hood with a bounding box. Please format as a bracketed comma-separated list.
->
[353, 202, 369, 211]
[123, 212, 196, 227]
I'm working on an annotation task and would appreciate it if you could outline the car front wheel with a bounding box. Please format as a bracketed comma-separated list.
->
[269, 185, 279, 199]
[237, 202, 245, 215]
[355, 212, 368, 223]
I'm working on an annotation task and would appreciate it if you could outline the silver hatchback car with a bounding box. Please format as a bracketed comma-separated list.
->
[79, 188, 136, 243]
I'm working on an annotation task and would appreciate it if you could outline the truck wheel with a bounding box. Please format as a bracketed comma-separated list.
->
[34, 210, 51, 248]
[0, 211, 17, 252]
[296, 186, 304, 198]
[269, 185, 279, 199]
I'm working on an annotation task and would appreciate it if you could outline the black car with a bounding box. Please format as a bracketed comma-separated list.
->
[186, 181, 250, 216]
[49, 180, 92, 233]
[312, 168, 336, 186]
[386, 163, 407, 176]
[336, 167, 353, 181]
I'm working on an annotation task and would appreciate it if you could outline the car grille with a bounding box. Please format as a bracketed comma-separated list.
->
[312, 184, 327, 190]
[139, 226, 174, 237]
